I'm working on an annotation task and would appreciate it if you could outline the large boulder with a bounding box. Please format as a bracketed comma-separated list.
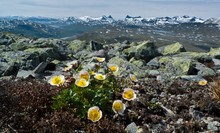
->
[157, 42, 186, 55]
[209, 48, 220, 59]
[173, 52, 212, 63]
[24, 47, 64, 62]
[0, 51, 40, 76]
[147, 56, 216, 76]
[122, 41, 159, 62]
[108, 57, 146, 77]
[90, 40, 103, 51]
[67, 40, 87, 54]
[158, 56, 192, 75]
[9, 38, 31, 51]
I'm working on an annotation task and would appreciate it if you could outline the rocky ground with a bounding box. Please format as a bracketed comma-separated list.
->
[1, 33, 220, 132]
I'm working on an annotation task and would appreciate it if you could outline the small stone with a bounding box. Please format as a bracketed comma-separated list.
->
[125, 122, 138, 133]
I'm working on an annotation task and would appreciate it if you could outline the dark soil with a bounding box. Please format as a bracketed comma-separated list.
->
[1, 77, 220, 133]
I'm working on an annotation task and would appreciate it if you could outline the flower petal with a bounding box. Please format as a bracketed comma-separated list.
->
[88, 106, 102, 122]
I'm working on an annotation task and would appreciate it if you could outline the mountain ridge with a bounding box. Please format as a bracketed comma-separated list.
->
[1, 15, 220, 26]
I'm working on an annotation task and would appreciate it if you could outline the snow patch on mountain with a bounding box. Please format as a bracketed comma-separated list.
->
[79, 15, 115, 23]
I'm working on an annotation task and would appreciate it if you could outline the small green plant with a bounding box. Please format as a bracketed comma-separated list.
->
[50, 59, 119, 118]
[49, 58, 138, 120]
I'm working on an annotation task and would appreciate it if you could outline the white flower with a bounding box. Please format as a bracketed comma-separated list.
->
[129, 74, 138, 82]
[48, 75, 65, 86]
[88, 106, 102, 122]
[94, 73, 106, 80]
[96, 57, 105, 62]
[109, 64, 119, 73]
[122, 88, 137, 101]
[112, 100, 126, 115]
[198, 79, 207, 86]
[78, 70, 90, 81]
[75, 78, 89, 88]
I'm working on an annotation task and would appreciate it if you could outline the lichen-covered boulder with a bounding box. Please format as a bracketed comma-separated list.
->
[129, 57, 146, 68]
[147, 56, 216, 76]
[158, 56, 192, 75]
[209, 48, 220, 59]
[67, 40, 87, 53]
[174, 52, 212, 62]
[157, 42, 186, 55]
[108, 57, 145, 77]
[9, 38, 31, 51]
[122, 41, 159, 62]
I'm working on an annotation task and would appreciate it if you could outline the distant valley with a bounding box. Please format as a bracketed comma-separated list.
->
[1, 15, 220, 52]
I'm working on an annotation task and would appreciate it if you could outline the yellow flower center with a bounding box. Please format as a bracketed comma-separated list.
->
[52, 76, 63, 85]
[95, 74, 106, 80]
[113, 102, 123, 112]
[75, 78, 89, 87]
[123, 89, 134, 100]
[110, 66, 118, 72]
[199, 80, 207, 86]
[80, 73, 90, 81]
[130, 75, 137, 82]
[88, 109, 101, 122]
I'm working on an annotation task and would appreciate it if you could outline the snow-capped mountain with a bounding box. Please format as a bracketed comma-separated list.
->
[121, 15, 205, 26]
[0, 15, 217, 28]
[79, 15, 115, 24]
[0, 15, 220, 38]
[204, 18, 220, 26]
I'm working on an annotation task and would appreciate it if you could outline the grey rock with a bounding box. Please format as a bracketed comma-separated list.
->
[146, 70, 160, 76]
[16, 70, 35, 78]
[157, 42, 186, 55]
[189, 105, 203, 121]
[212, 58, 220, 66]
[192, 62, 216, 76]
[207, 121, 220, 131]
[24, 47, 64, 62]
[2, 62, 20, 76]
[67, 40, 87, 54]
[129, 57, 146, 68]
[203, 117, 220, 132]
[147, 56, 216, 76]
[147, 57, 160, 68]
[108, 56, 145, 77]
[125, 122, 138, 133]
[178, 75, 204, 81]
[33, 62, 48, 74]
[209, 47, 220, 59]
[90, 40, 103, 51]
[87, 49, 107, 58]
[123, 41, 159, 62]
[17, 62, 49, 78]
[174, 52, 212, 62]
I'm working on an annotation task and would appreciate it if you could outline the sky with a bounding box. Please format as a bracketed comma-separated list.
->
[0, 0, 220, 19]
